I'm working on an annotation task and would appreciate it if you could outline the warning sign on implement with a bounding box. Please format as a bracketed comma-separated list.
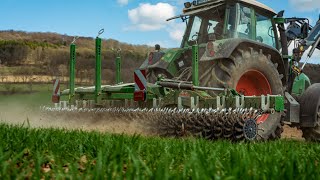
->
[134, 69, 147, 91]
[134, 69, 147, 101]
[52, 79, 60, 103]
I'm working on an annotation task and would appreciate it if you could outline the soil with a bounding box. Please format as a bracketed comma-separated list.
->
[281, 125, 304, 140]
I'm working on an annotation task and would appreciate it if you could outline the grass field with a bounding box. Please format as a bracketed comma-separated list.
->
[0, 84, 53, 107]
[0, 124, 319, 179]
[0, 84, 319, 179]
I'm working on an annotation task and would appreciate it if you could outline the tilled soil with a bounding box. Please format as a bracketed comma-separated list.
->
[281, 125, 304, 140]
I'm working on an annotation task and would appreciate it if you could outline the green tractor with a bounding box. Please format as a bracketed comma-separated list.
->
[50, 0, 320, 142]
[141, 0, 320, 141]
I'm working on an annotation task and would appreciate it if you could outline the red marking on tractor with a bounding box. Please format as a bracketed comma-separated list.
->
[179, 91, 190, 97]
[148, 52, 154, 65]
[207, 42, 215, 57]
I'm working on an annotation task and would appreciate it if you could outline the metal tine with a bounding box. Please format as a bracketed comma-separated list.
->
[41, 105, 263, 141]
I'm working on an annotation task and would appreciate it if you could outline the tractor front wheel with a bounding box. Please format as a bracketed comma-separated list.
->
[300, 83, 320, 141]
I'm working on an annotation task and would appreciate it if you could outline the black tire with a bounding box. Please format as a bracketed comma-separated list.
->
[199, 47, 284, 140]
[147, 67, 192, 84]
[300, 83, 320, 142]
[146, 69, 168, 83]
[146, 70, 158, 83]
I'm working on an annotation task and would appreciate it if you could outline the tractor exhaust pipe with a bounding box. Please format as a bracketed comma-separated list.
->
[276, 11, 290, 91]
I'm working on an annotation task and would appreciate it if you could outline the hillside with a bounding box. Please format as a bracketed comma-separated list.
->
[0, 30, 319, 85]
[0, 30, 153, 84]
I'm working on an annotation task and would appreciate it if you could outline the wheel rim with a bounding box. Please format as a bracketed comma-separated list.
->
[236, 70, 272, 123]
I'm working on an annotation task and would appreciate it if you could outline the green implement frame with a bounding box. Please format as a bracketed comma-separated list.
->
[68, 43, 76, 104]
[116, 56, 121, 84]
[61, 37, 284, 113]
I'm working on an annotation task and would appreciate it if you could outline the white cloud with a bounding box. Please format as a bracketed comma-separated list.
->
[167, 22, 185, 42]
[289, 0, 320, 12]
[128, 3, 176, 31]
[126, 2, 186, 47]
[302, 49, 320, 64]
[117, 0, 128, 6]
[163, 0, 185, 6]
[288, 42, 320, 64]
[146, 40, 172, 48]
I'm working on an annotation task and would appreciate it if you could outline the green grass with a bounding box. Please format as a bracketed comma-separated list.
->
[0, 123, 319, 179]
[1, 83, 320, 179]
[0, 83, 53, 92]
[0, 84, 53, 109]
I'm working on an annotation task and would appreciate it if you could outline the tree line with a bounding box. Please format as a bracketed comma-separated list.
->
[0, 30, 153, 85]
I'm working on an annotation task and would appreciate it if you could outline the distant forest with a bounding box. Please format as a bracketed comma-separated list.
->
[0, 30, 319, 85]
[0, 30, 153, 84]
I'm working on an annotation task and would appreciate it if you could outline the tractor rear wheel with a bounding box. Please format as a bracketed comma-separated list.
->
[300, 83, 320, 142]
[199, 47, 284, 140]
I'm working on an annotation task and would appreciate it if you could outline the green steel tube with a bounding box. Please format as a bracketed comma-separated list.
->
[192, 44, 199, 86]
[69, 43, 76, 104]
[95, 37, 102, 103]
[116, 56, 121, 84]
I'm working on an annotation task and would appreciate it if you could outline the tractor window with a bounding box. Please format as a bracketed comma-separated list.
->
[188, 16, 202, 42]
[226, 5, 237, 38]
[184, 7, 226, 45]
[236, 6, 252, 39]
[207, 20, 218, 34]
[207, 20, 224, 41]
[256, 13, 276, 48]
[206, 9, 225, 41]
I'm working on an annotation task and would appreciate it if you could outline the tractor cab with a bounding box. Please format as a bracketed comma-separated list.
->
[180, 0, 278, 49]
[142, 0, 282, 83]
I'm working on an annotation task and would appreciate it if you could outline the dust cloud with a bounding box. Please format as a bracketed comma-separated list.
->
[0, 102, 152, 136]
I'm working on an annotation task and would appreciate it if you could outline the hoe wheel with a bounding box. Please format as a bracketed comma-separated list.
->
[199, 47, 284, 140]
[300, 83, 320, 142]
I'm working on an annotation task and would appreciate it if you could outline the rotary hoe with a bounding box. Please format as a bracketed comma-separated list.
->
[43, 0, 320, 141]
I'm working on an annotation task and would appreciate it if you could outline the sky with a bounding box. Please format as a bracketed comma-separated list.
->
[0, 0, 320, 62]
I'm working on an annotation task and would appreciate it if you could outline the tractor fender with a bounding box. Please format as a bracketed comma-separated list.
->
[200, 39, 287, 86]
[148, 60, 174, 78]
[143, 48, 189, 78]
[292, 73, 311, 97]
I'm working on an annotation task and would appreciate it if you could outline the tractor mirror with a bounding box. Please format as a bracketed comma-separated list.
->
[277, 10, 284, 18]
[301, 23, 308, 39]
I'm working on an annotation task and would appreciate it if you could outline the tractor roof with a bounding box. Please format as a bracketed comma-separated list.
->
[167, 0, 276, 21]
[240, 0, 276, 14]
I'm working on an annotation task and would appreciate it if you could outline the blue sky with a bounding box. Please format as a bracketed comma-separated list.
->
[0, 0, 319, 48]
